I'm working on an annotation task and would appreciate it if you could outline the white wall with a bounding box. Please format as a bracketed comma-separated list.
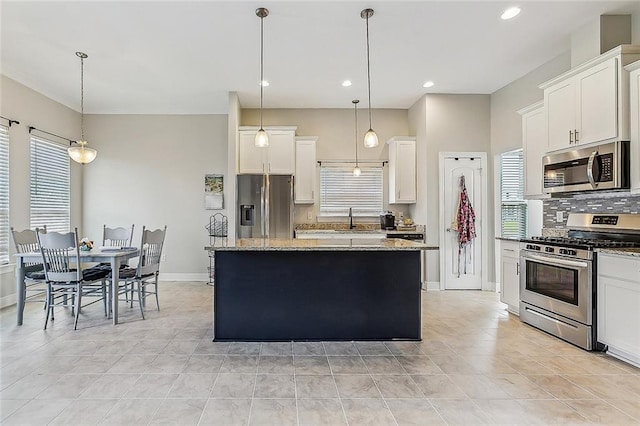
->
[0, 75, 82, 307]
[241, 108, 410, 224]
[408, 94, 492, 287]
[83, 114, 228, 280]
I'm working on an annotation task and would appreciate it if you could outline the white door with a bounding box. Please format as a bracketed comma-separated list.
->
[442, 156, 483, 290]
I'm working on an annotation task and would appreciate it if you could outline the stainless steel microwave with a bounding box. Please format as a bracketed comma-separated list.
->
[543, 141, 630, 194]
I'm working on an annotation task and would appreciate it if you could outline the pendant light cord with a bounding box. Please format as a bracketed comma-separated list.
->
[80, 54, 85, 141]
[365, 13, 372, 130]
[354, 101, 359, 167]
[260, 14, 264, 129]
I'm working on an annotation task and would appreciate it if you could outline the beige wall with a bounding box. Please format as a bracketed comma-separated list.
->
[83, 114, 228, 279]
[429, 95, 492, 284]
[0, 75, 82, 307]
[241, 108, 410, 223]
[490, 52, 571, 157]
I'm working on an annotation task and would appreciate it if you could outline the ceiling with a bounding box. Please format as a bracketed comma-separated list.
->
[1, 1, 638, 114]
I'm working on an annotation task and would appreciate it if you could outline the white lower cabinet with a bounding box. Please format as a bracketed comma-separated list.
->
[500, 240, 520, 315]
[597, 253, 640, 367]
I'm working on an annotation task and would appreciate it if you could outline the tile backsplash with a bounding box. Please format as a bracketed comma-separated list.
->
[543, 193, 640, 229]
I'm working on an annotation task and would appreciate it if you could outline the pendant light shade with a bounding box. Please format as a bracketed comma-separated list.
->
[361, 8, 378, 148]
[68, 140, 97, 163]
[255, 7, 269, 148]
[69, 51, 97, 164]
[352, 100, 361, 176]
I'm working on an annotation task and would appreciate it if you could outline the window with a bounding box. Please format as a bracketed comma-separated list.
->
[319, 166, 383, 216]
[30, 135, 70, 232]
[0, 125, 9, 264]
[500, 149, 527, 239]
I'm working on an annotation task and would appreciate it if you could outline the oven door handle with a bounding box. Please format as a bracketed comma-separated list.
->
[586, 150, 598, 189]
[521, 253, 589, 269]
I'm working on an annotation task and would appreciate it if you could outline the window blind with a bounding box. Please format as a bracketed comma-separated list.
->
[30, 135, 70, 232]
[0, 125, 9, 264]
[319, 166, 383, 216]
[500, 149, 527, 239]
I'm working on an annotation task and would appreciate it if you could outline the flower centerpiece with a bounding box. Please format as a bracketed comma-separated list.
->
[79, 237, 93, 251]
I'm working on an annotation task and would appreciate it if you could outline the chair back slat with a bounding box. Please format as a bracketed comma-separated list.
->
[37, 229, 82, 283]
[103, 225, 134, 247]
[11, 226, 47, 267]
[138, 226, 166, 277]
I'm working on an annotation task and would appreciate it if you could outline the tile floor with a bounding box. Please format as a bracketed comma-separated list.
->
[1, 283, 639, 425]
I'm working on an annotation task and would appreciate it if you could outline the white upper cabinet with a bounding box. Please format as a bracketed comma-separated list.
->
[387, 137, 416, 204]
[238, 126, 296, 175]
[541, 46, 640, 153]
[626, 60, 640, 193]
[294, 137, 317, 204]
[518, 102, 549, 199]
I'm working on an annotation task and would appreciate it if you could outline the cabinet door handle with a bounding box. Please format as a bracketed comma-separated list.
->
[516, 263, 520, 275]
[574, 129, 579, 142]
[569, 130, 574, 144]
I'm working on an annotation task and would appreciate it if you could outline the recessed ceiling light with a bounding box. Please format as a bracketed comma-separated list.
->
[342, 80, 352, 87]
[423, 81, 435, 88]
[260, 80, 269, 87]
[501, 7, 521, 20]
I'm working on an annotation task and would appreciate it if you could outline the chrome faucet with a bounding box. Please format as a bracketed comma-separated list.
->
[349, 207, 355, 229]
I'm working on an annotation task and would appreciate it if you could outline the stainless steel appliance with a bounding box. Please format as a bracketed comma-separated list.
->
[386, 232, 425, 242]
[520, 213, 640, 350]
[380, 212, 395, 230]
[237, 174, 293, 239]
[543, 141, 629, 194]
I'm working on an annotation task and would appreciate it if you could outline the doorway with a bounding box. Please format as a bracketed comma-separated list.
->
[439, 152, 488, 290]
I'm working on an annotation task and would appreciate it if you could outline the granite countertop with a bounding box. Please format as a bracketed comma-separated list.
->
[495, 236, 522, 242]
[206, 238, 431, 251]
[295, 223, 425, 234]
[597, 248, 640, 258]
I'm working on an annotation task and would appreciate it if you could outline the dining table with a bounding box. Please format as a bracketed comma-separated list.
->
[14, 248, 140, 326]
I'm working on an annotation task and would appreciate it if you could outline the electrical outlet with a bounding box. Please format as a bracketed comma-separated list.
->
[307, 211, 313, 220]
[161, 254, 166, 262]
[556, 211, 564, 222]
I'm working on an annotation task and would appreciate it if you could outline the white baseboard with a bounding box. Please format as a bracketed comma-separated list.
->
[0, 293, 17, 309]
[424, 281, 441, 291]
[158, 273, 209, 282]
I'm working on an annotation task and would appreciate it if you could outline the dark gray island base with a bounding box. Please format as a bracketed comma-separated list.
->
[208, 238, 426, 341]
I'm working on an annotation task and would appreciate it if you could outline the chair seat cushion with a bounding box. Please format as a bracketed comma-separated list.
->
[82, 267, 110, 282]
[25, 264, 45, 280]
[118, 267, 137, 279]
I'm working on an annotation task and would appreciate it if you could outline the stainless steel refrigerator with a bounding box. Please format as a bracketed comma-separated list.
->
[237, 174, 294, 239]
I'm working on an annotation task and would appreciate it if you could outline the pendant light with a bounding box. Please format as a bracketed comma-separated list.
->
[352, 100, 361, 176]
[361, 8, 378, 148]
[255, 7, 269, 148]
[68, 52, 97, 164]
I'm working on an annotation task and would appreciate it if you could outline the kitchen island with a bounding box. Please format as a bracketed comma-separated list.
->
[206, 238, 428, 341]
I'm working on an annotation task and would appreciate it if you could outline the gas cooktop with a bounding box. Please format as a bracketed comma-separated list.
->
[525, 236, 640, 250]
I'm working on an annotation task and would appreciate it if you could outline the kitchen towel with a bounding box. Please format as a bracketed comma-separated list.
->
[451, 175, 476, 277]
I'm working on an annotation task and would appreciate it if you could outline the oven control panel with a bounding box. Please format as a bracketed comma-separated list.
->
[521, 243, 592, 260]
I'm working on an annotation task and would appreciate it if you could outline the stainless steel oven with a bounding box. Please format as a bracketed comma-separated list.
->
[520, 245, 594, 349]
[519, 213, 640, 351]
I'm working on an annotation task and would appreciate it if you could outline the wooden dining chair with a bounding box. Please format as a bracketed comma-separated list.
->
[118, 226, 167, 319]
[11, 226, 47, 307]
[37, 228, 110, 330]
[103, 224, 134, 247]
